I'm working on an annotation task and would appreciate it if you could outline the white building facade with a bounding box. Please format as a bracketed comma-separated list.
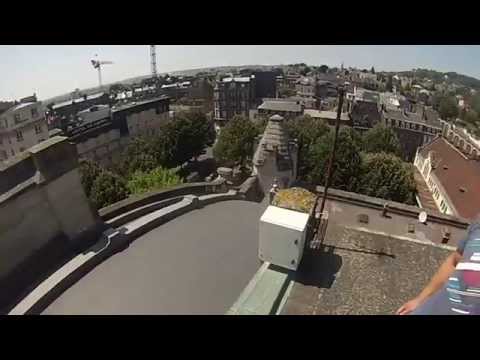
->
[0, 101, 48, 162]
[414, 146, 454, 216]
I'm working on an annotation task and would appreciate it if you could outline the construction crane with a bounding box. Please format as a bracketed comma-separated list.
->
[150, 45, 157, 78]
[91, 55, 113, 89]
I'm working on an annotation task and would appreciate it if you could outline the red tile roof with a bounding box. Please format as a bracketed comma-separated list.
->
[419, 137, 480, 220]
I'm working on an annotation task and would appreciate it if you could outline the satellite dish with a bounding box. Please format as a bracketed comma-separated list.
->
[419, 211, 428, 224]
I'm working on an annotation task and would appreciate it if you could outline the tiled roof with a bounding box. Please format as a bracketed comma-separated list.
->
[419, 137, 480, 219]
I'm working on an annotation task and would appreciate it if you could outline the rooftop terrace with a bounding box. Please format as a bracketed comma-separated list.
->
[42, 200, 266, 315]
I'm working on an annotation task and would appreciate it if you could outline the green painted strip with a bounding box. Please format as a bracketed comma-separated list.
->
[228, 262, 292, 315]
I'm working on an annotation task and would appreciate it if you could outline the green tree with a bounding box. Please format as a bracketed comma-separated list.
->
[285, 115, 330, 178]
[119, 137, 162, 177]
[358, 152, 416, 204]
[279, 88, 297, 98]
[386, 75, 393, 92]
[168, 110, 216, 166]
[79, 160, 102, 198]
[213, 116, 259, 167]
[464, 110, 479, 125]
[439, 96, 459, 120]
[470, 94, 480, 114]
[362, 124, 401, 156]
[300, 66, 311, 76]
[89, 170, 129, 209]
[305, 128, 363, 192]
[371, 66, 375, 74]
[319, 65, 329, 74]
[127, 167, 183, 195]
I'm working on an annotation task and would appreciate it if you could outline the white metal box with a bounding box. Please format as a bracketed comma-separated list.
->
[259, 205, 310, 271]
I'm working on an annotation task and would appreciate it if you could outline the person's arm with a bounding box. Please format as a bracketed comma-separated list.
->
[396, 250, 462, 315]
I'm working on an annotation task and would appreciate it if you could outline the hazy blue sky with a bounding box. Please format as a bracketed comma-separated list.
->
[1, 45, 480, 101]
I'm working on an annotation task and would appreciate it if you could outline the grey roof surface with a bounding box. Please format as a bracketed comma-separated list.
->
[304, 109, 350, 121]
[111, 95, 169, 113]
[281, 222, 451, 315]
[276, 186, 469, 315]
[42, 200, 266, 315]
[258, 100, 302, 113]
[382, 108, 441, 128]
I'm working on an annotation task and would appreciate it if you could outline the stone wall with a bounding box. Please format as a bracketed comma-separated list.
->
[0, 137, 103, 312]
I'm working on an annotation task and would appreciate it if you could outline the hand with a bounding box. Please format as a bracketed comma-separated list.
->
[396, 297, 423, 315]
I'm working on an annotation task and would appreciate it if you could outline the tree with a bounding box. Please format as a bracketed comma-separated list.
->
[358, 153, 416, 205]
[464, 110, 479, 125]
[285, 115, 330, 178]
[118, 137, 162, 177]
[386, 75, 393, 92]
[279, 88, 297, 98]
[470, 94, 480, 114]
[371, 66, 375, 74]
[300, 66, 311, 76]
[213, 116, 259, 167]
[362, 124, 401, 156]
[79, 160, 102, 198]
[438, 96, 459, 120]
[168, 110, 216, 166]
[127, 167, 183, 195]
[319, 65, 329, 74]
[89, 170, 129, 209]
[305, 128, 363, 192]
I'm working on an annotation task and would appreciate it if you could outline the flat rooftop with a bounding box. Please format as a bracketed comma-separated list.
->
[42, 200, 266, 315]
[241, 186, 469, 315]
[281, 222, 451, 315]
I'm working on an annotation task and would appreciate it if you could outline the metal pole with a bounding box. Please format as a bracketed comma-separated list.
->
[318, 86, 345, 216]
[98, 66, 102, 89]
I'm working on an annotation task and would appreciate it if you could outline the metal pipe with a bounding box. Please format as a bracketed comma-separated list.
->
[318, 86, 345, 216]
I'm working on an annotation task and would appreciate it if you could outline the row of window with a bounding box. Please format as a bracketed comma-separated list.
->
[387, 118, 438, 134]
[12, 107, 38, 124]
[440, 200, 448, 213]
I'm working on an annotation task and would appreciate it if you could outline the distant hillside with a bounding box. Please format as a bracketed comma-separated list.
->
[387, 68, 480, 90]
[42, 64, 480, 105]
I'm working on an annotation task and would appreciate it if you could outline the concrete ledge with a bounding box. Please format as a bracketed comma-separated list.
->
[99, 180, 225, 221]
[8, 228, 126, 315]
[309, 184, 470, 229]
[227, 262, 293, 315]
[106, 197, 184, 228]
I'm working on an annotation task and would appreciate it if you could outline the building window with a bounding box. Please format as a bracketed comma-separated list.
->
[35, 124, 42, 134]
[16, 130, 23, 142]
[31, 107, 38, 118]
[19, 147, 25, 152]
[11, 149, 15, 156]
[14, 114, 21, 123]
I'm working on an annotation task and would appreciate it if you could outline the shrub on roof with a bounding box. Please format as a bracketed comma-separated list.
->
[272, 187, 317, 214]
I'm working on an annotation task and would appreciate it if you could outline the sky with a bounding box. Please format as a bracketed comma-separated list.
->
[1, 45, 480, 101]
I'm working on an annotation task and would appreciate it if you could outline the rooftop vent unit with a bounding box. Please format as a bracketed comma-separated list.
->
[443, 165, 448, 170]
[259, 205, 310, 271]
[459, 187, 467, 193]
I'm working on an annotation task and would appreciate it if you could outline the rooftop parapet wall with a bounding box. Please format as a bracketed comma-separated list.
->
[0, 136, 102, 312]
[312, 185, 469, 247]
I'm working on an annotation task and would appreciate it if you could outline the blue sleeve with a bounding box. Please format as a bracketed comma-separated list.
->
[457, 223, 480, 255]
[457, 237, 467, 255]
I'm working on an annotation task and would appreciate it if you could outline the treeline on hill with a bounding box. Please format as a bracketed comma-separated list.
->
[79, 110, 215, 209]
[393, 68, 480, 90]
[214, 115, 417, 205]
